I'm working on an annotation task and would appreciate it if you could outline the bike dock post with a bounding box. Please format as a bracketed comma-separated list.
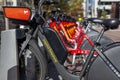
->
[0, 29, 19, 80]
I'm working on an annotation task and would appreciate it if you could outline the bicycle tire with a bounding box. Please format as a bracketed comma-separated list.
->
[103, 42, 120, 51]
[19, 45, 47, 80]
[87, 45, 120, 80]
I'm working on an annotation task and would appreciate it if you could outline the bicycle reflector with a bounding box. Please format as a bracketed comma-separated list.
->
[3, 7, 31, 21]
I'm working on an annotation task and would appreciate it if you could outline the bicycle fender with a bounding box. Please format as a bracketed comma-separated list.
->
[54, 62, 80, 80]
[28, 38, 46, 59]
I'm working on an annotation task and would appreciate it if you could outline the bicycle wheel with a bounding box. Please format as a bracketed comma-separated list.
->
[19, 46, 47, 80]
[87, 45, 120, 80]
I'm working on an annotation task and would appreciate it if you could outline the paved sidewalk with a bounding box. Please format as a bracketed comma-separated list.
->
[104, 26, 120, 42]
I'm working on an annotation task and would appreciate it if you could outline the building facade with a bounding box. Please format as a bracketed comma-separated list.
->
[99, 0, 120, 18]
[84, 0, 120, 18]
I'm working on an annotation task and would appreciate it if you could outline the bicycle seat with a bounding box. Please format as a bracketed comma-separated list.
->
[87, 18, 102, 23]
[87, 18, 119, 30]
[104, 19, 119, 29]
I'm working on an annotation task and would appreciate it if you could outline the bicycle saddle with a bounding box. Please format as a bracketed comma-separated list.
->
[87, 18, 119, 30]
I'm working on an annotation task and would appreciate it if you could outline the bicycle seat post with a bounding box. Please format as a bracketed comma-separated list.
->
[84, 22, 91, 33]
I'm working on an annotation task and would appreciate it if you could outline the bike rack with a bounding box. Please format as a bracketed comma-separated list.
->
[0, 29, 18, 80]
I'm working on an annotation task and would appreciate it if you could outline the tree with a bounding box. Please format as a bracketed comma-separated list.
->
[42, 0, 69, 15]
[43, 0, 84, 18]
[54, 0, 69, 12]
[67, 0, 84, 17]
[55, 0, 84, 18]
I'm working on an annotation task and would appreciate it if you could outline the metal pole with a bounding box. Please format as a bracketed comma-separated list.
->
[3, 0, 9, 30]
[85, 0, 87, 17]
[91, 0, 92, 17]
[119, 2, 120, 20]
